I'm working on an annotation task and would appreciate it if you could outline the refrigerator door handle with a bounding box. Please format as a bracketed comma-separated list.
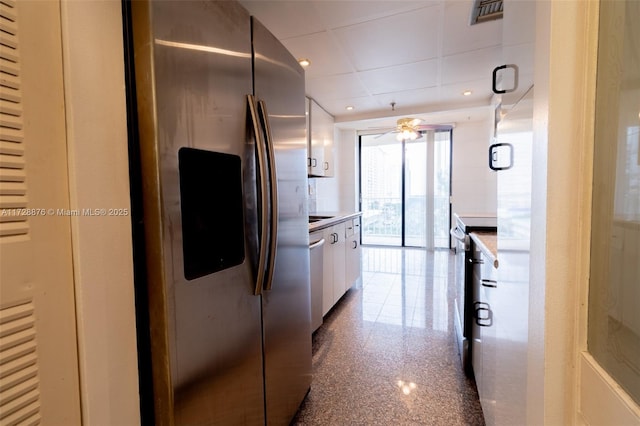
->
[247, 95, 269, 295]
[257, 99, 279, 292]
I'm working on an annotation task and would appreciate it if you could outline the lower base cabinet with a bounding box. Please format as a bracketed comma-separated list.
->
[321, 225, 336, 316]
[318, 217, 361, 317]
[472, 244, 497, 426]
[345, 217, 361, 288]
[471, 236, 529, 426]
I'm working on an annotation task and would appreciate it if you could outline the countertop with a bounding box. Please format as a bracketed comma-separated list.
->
[470, 231, 498, 268]
[308, 211, 362, 233]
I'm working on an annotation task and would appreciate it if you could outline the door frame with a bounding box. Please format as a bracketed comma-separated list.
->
[529, 0, 640, 423]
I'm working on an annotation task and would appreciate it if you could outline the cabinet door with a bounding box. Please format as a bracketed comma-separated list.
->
[322, 130, 334, 178]
[332, 222, 346, 303]
[306, 97, 323, 176]
[308, 99, 333, 177]
[321, 226, 334, 316]
[480, 252, 497, 426]
[492, 251, 528, 426]
[345, 218, 361, 289]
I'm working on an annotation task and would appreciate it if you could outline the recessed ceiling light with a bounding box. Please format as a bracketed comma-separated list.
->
[463, 90, 472, 96]
[298, 58, 310, 67]
[345, 106, 354, 111]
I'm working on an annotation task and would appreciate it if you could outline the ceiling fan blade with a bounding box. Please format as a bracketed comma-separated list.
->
[373, 129, 397, 139]
[415, 124, 453, 131]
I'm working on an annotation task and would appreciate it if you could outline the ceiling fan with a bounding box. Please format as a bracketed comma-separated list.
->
[368, 102, 452, 140]
[371, 117, 430, 141]
[394, 117, 425, 141]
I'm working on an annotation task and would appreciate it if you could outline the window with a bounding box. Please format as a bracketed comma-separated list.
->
[359, 130, 451, 248]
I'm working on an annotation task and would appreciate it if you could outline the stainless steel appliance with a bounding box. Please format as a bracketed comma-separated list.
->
[130, 1, 311, 424]
[450, 213, 496, 376]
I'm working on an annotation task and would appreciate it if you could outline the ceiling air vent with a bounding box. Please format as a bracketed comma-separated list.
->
[470, 0, 503, 25]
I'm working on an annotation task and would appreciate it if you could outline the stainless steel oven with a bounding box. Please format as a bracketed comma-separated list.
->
[451, 213, 496, 376]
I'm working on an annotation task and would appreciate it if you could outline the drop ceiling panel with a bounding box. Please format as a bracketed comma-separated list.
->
[358, 59, 438, 94]
[441, 45, 501, 85]
[312, 1, 433, 30]
[281, 32, 353, 77]
[440, 78, 493, 104]
[333, 5, 442, 72]
[320, 96, 384, 116]
[306, 74, 369, 102]
[372, 86, 441, 109]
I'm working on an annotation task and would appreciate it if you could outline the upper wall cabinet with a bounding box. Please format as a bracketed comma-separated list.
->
[307, 97, 334, 177]
[493, 1, 535, 106]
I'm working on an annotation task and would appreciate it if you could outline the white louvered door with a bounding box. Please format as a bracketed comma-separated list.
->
[0, 0, 81, 424]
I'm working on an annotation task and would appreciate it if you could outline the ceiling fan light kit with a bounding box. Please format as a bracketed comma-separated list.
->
[395, 117, 423, 141]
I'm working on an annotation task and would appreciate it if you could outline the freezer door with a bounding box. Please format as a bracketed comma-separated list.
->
[131, 1, 265, 424]
[251, 16, 313, 425]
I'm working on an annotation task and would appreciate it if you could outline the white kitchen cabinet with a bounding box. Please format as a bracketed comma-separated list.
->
[307, 98, 334, 177]
[345, 217, 361, 290]
[321, 225, 335, 316]
[317, 216, 362, 316]
[471, 235, 529, 426]
[471, 244, 497, 426]
[332, 222, 346, 303]
[321, 222, 345, 315]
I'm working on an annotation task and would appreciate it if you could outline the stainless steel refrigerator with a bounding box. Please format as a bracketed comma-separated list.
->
[130, 1, 312, 424]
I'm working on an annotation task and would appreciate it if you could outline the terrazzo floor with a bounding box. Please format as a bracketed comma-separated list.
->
[291, 246, 485, 426]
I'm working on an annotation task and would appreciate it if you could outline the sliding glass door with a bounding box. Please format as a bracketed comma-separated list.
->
[360, 133, 403, 245]
[433, 131, 452, 248]
[404, 138, 428, 246]
[360, 130, 451, 248]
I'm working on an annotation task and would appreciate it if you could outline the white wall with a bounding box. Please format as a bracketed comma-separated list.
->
[451, 118, 497, 219]
[60, 2, 140, 425]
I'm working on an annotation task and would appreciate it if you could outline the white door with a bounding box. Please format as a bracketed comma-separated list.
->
[0, 0, 81, 424]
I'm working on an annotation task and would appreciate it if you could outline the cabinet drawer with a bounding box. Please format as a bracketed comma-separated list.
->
[345, 217, 360, 238]
[481, 258, 497, 287]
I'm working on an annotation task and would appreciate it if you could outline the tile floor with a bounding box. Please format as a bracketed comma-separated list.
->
[291, 246, 485, 425]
